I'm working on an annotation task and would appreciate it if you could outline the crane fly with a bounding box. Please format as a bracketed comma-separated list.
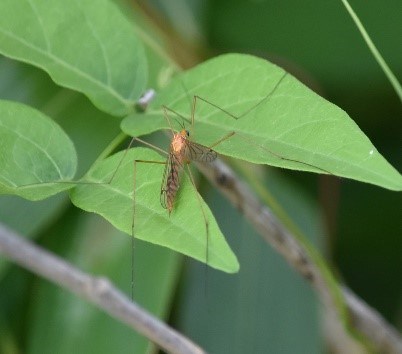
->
[71, 70, 333, 296]
[122, 97, 237, 298]
[131, 104, 235, 246]
[160, 127, 218, 214]
[123, 72, 291, 292]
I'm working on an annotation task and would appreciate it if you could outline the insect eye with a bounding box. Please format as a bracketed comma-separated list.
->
[185, 130, 190, 137]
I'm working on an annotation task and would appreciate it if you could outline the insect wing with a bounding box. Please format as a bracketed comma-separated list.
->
[185, 141, 217, 163]
[160, 152, 183, 209]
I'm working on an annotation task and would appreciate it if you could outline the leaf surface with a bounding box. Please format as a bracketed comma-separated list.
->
[0, 100, 77, 200]
[70, 147, 239, 273]
[0, 0, 147, 116]
[122, 54, 402, 190]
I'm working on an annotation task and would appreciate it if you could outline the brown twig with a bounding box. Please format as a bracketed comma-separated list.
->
[0, 223, 206, 354]
[196, 158, 402, 354]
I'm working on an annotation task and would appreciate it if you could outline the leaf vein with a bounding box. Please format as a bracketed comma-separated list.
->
[0, 28, 131, 109]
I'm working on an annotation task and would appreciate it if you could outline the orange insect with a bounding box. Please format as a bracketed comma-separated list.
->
[132, 95, 234, 220]
[127, 102, 235, 294]
[160, 127, 218, 214]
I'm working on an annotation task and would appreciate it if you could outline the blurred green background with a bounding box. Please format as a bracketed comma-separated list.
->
[0, 1, 401, 353]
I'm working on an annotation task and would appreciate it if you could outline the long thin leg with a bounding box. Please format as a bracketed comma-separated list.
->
[207, 131, 236, 150]
[185, 164, 210, 264]
[192, 71, 288, 121]
[162, 106, 178, 134]
[107, 136, 168, 186]
[186, 71, 324, 169]
[160, 107, 237, 151]
[20, 136, 168, 190]
[190, 73, 332, 175]
[162, 105, 191, 127]
[185, 164, 210, 296]
[161, 73, 287, 153]
[206, 130, 333, 175]
[141, 72, 287, 143]
[131, 158, 167, 300]
[128, 129, 172, 299]
[167, 71, 287, 130]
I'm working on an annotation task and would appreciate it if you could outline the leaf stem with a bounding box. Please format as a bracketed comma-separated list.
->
[340, 0, 402, 102]
[86, 132, 127, 174]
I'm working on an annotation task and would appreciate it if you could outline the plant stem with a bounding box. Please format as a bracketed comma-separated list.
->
[340, 0, 402, 102]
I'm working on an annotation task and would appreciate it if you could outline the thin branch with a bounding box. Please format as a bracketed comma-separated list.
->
[0, 223, 205, 354]
[196, 159, 402, 354]
[343, 286, 402, 354]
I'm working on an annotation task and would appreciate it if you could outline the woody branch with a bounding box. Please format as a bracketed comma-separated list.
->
[0, 223, 205, 354]
[196, 158, 402, 354]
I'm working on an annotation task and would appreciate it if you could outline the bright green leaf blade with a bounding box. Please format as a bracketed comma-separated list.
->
[70, 147, 239, 273]
[0, 0, 147, 116]
[122, 54, 402, 191]
[0, 100, 77, 200]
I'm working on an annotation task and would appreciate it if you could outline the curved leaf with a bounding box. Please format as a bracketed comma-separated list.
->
[70, 147, 239, 273]
[122, 54, 402, 191]
[0, 0, 147, 116]
[0, 100, 77, 200]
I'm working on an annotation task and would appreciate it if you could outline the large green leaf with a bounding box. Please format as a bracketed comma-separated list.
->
[0, 0, 147, 116]
[122, 54, 402, 191]
[70, 147, 239, 273]
[0, 100, 77, 200]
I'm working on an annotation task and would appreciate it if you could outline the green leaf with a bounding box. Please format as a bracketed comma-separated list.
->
[122, 54, 402, 191]
[0, 0, 147, 116]
[70, 147, 239, 273]
[0, 100, 77, 200]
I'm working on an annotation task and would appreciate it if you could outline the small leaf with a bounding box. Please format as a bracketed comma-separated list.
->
[0, 0, 147, 116]
[0, 100, 77, 200]
[122, 54, 402, 191]
[70, 147, 239, 273]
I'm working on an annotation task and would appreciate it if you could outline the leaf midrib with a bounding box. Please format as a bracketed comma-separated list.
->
[0, 120, 64, 179]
